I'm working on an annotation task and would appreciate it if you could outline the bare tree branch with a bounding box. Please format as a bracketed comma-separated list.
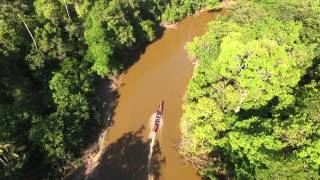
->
[18, 14, 38, 49]
[64, 1, 71, 20]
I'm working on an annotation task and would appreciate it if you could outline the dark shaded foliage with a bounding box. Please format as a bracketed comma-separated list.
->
[0, 0, 222, 178]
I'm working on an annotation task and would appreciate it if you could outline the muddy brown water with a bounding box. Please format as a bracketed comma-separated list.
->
[89, 12, 215, 180]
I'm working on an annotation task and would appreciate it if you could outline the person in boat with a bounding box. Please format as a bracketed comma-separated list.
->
[152, 100, 164, 132]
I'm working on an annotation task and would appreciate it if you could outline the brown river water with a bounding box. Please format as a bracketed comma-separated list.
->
[88, 12, 216, 180]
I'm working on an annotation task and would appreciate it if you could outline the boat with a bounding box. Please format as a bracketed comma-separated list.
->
[152, 100, 164, 132]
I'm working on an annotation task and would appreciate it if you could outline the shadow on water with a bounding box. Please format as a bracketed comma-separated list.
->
[87, 126, 165, 180]
[78, 25, 167, 180]
[111, 25, 166, 75]
[66, 25, 166, 180]
[96, 78, 120, 127]
[79, 78, 120, 148]
[65, 78, 120, 180]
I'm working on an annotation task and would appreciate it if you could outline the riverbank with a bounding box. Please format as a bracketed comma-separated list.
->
[66, 5, 230, 179]
[160, 2, 226, 29]
[81, 76, 122, 176]
[179, 0, 320, 179]
[85, 11, 216, 180]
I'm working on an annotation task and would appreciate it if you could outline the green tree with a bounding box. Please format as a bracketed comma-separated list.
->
[139, 20, 156, 42]
[34, 0, 64, 21]
[162, 0, 221, 23]
[0, 3, 26, 56]
[1, 0, 227, 178]
[181, 1, 320, 178]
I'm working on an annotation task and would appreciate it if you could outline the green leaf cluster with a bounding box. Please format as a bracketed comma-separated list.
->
[1, 0, 219, 178]
[162, 0, 221, 23]
[181, 0, 320, 178]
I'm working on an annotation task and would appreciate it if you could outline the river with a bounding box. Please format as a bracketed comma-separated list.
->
[88, 12, 215, 180]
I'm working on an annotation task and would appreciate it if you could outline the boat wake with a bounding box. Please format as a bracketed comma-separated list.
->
[147, 131, 156, 180]
[147, 100, 164, 180]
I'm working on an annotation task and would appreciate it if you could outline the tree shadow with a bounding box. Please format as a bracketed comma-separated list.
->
[96, 78, 120, 127]
[87, 126, 165, 180]
[299, 57, 320, 86]
[65, 78, 120, 180]
[66, 23, 166, 180]
[110, 25, 166, 75]
[236, 97, 278, 121]
[80, 78, 120, 149]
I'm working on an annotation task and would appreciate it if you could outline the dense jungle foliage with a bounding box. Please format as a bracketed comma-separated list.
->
[181, 0, 320, 179]
[0, 0, 220, 178]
